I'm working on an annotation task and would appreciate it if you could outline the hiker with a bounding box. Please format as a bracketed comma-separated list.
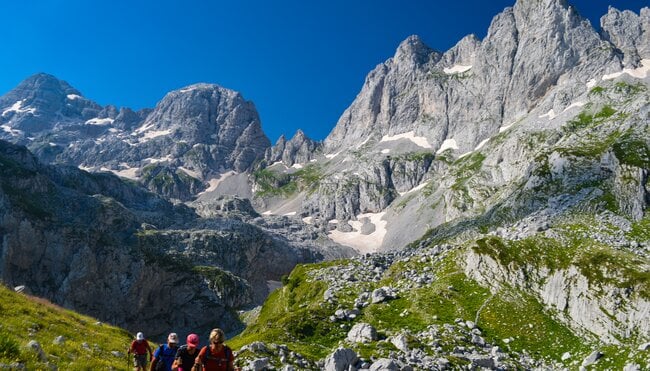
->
[151, 332, 179, 371]
[192, 328, 235, 371]
[128, 332, 153, 371]
[172, 333, 200, 371]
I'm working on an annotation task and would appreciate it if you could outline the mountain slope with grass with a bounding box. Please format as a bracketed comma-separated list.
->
[229, 211, 649, 370]
[0, 284, 134, 370]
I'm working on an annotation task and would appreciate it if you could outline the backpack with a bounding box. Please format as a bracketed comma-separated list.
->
[200, 345, 232, 371]
[155, 344, 176, 371]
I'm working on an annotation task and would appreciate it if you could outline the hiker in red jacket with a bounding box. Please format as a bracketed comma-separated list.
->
[128, 332, 153, 371]
[192, 328, 235, 371]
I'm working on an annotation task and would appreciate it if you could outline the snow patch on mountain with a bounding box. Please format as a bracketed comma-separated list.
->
[443, 65, 472, 74]
[1, 125, 23, 136]
[380, 131, 432, 149]
[563, 101, 585, 112]
[199, 171, 237, 195]
[178, 167, 201, 179]
[602, 59, 650, 80]
[399, 181, 429, 196]
[474, 138, 490, 151]
[540, 109, 556, 120]
[436, 139, 458, 154]
[85, 118, 114, 126]
[328, 212, 387, 254]
[144, 155, 173, 164]
[66, 94, 82, 100]
[141, 129, 172, 141]
[2, 100, 36, 116]
[109, 165, 140, 180]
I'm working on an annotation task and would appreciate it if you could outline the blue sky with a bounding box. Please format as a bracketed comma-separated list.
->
[0, 0, 646, 142]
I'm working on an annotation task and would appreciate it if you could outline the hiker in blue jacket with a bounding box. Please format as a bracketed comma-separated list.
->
[150, 332, 179, 371]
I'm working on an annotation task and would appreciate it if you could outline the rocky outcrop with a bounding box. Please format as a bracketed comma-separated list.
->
[265, 130, 321, 167]
[0, 73, 102, 135]
[464, 250, 650, 344]
[600, 7, 650, 64]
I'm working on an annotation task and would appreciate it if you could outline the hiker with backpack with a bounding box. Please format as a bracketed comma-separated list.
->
[191, 328, 235, 371]
[150, 332, 179, 371]
[171, 333, 200, 371]
[128, 332, 153, 371]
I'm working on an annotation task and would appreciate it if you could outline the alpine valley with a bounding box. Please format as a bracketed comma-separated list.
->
[0, 0, 649, 369]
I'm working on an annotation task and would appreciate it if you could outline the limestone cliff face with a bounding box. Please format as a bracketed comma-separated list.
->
[323, 0, 622, 155]
[265, 130, 321, 167]
[271, 0, 650, 251]
[464, 250, 650, 344]
[0, 80, 271, 200]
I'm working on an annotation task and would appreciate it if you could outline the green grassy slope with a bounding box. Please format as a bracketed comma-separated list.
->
[0, 284, 136, 370]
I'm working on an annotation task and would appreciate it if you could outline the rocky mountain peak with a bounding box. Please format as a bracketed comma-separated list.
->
[292, 129, 307, 141]
[600, 6, 650, 64]
[0, 73, 101, 134]
[9, 73, 80, 98]
[393, 35, 437, 68]
[265, 129, 321, 167]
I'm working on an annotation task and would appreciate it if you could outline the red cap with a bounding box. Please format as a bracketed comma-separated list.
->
[187, 333, 199, 348]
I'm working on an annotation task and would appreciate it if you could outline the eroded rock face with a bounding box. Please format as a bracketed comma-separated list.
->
[600, 7, 650, 64]
[0, 140, 327, 339]
[323, 0, 621, 155]
[464, 250, 650, 344]
[265, 130, 321, 167]
[0, 79, 271, 200]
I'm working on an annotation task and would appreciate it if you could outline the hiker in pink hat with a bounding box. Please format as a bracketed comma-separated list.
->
[172, 333, 200, 371]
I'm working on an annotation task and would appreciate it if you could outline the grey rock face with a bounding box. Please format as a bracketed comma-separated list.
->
[1, 78, 271, 201]
[323, 347, 358, 371]
[346, 323, 378, 343]
[369, 358, 400, 371]
[265, 130, 321, 167]
[0, 140, 324, 339]
[323, 1, 621, 155]
[0, 73, 101, 135]
[127, 84, 270, 173]
[600, 7, 650, 64]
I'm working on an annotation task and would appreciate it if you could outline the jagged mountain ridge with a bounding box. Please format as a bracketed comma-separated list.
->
[253, 0, 649, 253]
[0, 75, 271, 201]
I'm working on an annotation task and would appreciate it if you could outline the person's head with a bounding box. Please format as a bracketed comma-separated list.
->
[167, 332, 179, 347]
[186, 333, 199, 349]
[136, 332, 145, 342]
[209, 328, 225, 345]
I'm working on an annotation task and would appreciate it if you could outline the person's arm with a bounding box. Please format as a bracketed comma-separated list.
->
[227, 346, 235, 371]
[150, 346, 160, 371]
[192, 347, 205, 371]
[148, 342, 153, 361]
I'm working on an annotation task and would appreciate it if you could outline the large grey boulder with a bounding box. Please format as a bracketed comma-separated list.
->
[368, 358, 400, 371]
[346, 323, 378, 343]
[323, 347, 358, 371]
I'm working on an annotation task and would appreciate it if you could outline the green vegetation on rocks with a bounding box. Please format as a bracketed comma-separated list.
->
[0, 285, 134, 369]
[253, 164, 323, 197]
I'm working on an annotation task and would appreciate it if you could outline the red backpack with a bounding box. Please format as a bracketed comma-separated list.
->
[199, 345, 233, 371]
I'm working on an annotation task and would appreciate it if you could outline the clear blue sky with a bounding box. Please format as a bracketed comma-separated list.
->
[0, 0, 646, 142]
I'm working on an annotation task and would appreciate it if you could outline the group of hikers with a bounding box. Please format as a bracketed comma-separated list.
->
[127, 328, 236, 371]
